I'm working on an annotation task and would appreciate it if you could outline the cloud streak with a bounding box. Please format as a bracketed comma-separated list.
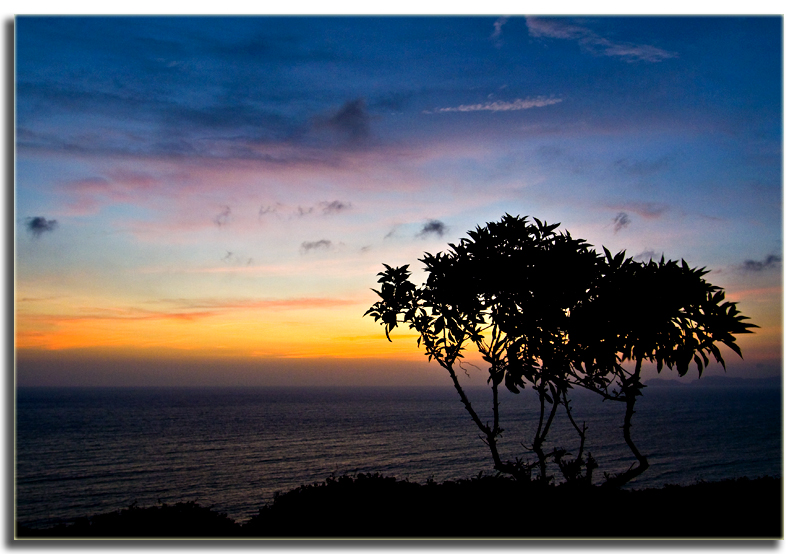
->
[525, 17, 677, 63]
[741, 254, 781, 272]
[301, 239, 332, 252]
[429, 96, 562, 114]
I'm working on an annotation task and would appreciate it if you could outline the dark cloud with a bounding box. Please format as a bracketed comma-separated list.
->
[214, 206, 232, 226]
[26, 216, 58, 237]
[418, 220, 447, 238]
[321, 200, 352, 215]
[613, 212, 631, 233]
[301, 239, 332, 252]
[319, 99, 370, 142]
[741, 254, 782, 272]
[16, 83, 377, 167]
[296, 206, 314, 217]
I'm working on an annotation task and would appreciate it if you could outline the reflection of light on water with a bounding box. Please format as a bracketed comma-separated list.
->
[16, 384, 781, 528]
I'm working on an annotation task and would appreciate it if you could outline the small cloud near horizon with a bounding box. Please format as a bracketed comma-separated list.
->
[25, 216, 58, 237]
[613, 212, 631, 233]
[418, 220, 448, 238]
[301, 239, 332, 253]
[259, 204, 279, 219]
[741, 254, 781, 272]
[321, 200, 352, 215]
[214, 206, 232, 226]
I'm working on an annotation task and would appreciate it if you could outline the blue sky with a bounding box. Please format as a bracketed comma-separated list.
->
[15, 16, 783, 386]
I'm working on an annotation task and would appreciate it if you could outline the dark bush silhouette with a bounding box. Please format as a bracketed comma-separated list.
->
[240, 473, 781, 538]
[366, 214, 756, 486]
[17, 474, 781, 538]
[16, 501, 240, 538]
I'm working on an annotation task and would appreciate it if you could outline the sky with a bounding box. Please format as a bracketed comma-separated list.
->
[14, 15, 783, 387]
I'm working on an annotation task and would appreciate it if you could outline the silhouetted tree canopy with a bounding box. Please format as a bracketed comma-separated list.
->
[366, 214, 756, 486]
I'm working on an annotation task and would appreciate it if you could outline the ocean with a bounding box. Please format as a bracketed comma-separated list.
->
[15, 382, 782, 529]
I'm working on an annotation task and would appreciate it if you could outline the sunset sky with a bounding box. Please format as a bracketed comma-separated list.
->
[15, 16, 783, 387]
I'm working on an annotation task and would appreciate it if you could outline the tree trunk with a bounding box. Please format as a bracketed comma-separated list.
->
[603, 359, 649, 488]
[442, 361, 528, 481]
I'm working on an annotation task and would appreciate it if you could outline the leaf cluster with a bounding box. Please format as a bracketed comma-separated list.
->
[366, 214, 756, 392]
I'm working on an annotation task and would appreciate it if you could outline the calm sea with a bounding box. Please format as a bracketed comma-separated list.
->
[16, 382, 782, 528]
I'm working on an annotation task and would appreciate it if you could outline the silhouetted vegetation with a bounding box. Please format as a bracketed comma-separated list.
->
[365, 215, 756, 487]
[18, 474, 782, 538]
[16, 501, 239, 538]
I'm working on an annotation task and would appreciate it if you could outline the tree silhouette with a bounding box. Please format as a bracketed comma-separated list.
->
[366, 215, 602, 481]
[569, 250, 757, 487]
[366, 214, 756, 486]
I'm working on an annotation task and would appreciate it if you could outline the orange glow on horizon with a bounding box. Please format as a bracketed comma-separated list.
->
[15, 302, 426, 360]
[15, 287, 781, 366]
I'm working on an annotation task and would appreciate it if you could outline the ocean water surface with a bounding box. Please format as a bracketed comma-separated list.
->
[16, 382, 782, 528]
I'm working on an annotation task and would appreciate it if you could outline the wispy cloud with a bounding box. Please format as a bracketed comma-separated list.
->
[491, 16, 509, 47]
[320, 200, 352, 215]
[259, 204, 279, 218]
[301, 239, 332, 253]
[384, 225, 402, 240]
[525, 17, 677, 63]
[214, 205, 232, 226]
[221, 251, 254, 266]
[428, 96, 562, 114]
[613, 212, 631, 232]
[492, 17, 508, 39]
[25, 216, 58, 237]
[418, 220, 447, 238]
[741, 254, 782, 272]
[259, 200, 351, 220]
